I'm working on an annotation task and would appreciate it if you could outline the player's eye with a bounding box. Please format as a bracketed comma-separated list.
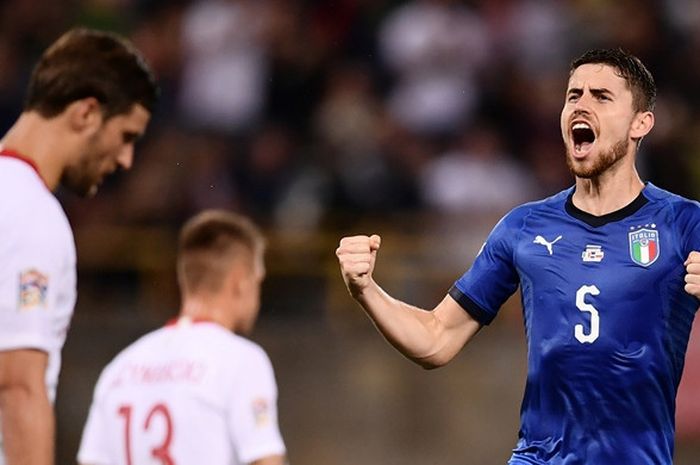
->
[123, 132, 139, 144]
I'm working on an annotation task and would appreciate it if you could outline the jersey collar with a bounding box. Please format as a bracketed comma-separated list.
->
[565, 185, 649, 227]
[165, 316, 217, 328]
[0, 148, 50, 190]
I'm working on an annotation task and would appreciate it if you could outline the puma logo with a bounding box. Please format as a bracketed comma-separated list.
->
[533, 235, 562, 255]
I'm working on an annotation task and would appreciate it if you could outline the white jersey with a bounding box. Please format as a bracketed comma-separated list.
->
[0, 152, 77, 402]
[78, 319, 286, 465]
[0, 152, 77, 465]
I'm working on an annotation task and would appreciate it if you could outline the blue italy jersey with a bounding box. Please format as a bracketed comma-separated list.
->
[450, 183, 700, 465]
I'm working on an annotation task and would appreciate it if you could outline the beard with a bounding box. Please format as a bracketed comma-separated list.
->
[60, 133, 107, 197]
[61, 172, 98, 197]
[60, 152, 102, 197]
[566, 139, 629, 179]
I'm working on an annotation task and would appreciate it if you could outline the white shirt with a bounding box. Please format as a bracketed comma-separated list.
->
[0, 152, 77, 464]
[0, 153, 77, 401]
[78, 319, 286, 465]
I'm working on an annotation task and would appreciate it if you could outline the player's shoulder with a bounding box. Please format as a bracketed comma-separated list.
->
[643, 182, 700, 212]
[168, 321, 271, 362]
[0, 157, 71, 234]
[499, 187, 572, 226]
[220, 329, 271, 362]
[199, 326, 275, 373]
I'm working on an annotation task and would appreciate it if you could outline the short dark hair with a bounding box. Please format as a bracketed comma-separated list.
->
[177, 210, 265, 295]
[24, 28, 158, 119]
[571, 48, 656, 113]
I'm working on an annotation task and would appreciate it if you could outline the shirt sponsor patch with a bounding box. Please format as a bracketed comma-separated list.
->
[252, 397, 270, 427]
[18, 269, 48, 310]
[582, 244, 604, 263]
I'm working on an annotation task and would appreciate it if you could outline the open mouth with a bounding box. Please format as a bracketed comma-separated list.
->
[571, 122, 596, 154]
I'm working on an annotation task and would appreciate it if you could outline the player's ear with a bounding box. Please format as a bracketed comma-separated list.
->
[226, 262, 247, 297]
[630, 111, 654, 140]
[65, 97, 104, 135]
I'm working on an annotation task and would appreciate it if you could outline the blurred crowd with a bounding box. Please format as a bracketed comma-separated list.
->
[2, 0, 700, 230]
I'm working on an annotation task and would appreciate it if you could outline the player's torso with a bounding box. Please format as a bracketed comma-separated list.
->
[0, 157, 76, 401]
[510, 195, 693, 464]
[98, 326, 242, 465]
[515, 204, 683, 358]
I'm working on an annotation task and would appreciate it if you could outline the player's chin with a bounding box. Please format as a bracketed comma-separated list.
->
[75, 178, 101, 198]
[566, 154, 592, 178]
[61, 174, 98, 197]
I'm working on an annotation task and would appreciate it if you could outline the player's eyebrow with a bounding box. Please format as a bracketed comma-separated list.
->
[590, 87, 614, 98]
[123, 130, 143, 144]
[567, 87, 614, 98]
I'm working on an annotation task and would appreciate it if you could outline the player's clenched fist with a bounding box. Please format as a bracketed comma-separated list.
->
[684, 251, 700, 298]
[336, 234, 381, 298]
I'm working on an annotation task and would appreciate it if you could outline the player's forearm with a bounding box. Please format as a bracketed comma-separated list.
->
[250, 454, 287, 465]
[354, 280, 449, 368]
[0, 383, 54, 465]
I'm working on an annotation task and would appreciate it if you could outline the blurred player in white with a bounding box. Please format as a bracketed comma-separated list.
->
[0, 28, 157, 465]
[78, 210, 287, 465]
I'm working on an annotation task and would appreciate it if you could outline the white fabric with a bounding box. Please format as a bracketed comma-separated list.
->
[0, 156, 77, 464]
[78, 320, 286, 465]
[179, 0, 268, 132]
[0, 156, 76, 400]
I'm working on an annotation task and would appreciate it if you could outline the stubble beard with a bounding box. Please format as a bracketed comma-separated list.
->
[61, 158, 100, 197]
[60, 134, 104, 197]
[566, 139, 629, 179]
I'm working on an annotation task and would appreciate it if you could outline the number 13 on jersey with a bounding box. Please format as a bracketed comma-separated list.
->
[118, 403, 176, 465]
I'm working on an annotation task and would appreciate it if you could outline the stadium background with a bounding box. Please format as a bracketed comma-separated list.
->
[1, 0, 700, 463]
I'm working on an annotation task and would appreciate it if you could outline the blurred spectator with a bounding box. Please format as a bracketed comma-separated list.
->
[479, 0, 573, 75]
[235, 124, 307, 223]
[314, 62, 422, 214]
[665, 0, 700, 37]
[378, 0, 490, 136]
[179, 0, 271, 133]
[129, 1, 186, 123]
[262, 0, 327, 133]
[420, 123, 537, 213]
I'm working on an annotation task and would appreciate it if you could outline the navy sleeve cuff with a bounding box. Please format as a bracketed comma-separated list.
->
[448, 285, 495, 326]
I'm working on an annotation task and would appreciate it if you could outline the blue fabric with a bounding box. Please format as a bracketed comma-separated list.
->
[453, 183, 700, 465]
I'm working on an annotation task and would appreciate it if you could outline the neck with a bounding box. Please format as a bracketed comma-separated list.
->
[572, 163, 644, 216]
[180, 296, 235, 331]
[1, 112, 76, 191]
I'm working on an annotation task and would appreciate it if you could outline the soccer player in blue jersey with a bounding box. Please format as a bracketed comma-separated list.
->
[336, 48, 700, 464]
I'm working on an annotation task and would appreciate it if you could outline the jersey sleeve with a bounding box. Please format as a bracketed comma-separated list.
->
[228, 345, 286, 464]
[449, 210, 522, 325]
[0, 206, 76, 354]
[675, 200, 700, 256]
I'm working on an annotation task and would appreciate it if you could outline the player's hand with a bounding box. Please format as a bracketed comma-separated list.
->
[684, 251, 700, 298]
[336, 235, 381, 298]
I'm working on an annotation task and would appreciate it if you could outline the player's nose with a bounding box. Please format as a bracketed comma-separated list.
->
[117, 145, 134, 170]
[574, 92, 593, 111]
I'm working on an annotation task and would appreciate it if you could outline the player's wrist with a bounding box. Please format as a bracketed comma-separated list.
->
[352, 279, 381, 304]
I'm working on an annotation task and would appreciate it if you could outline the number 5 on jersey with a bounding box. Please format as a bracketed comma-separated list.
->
[575, 285, 600, 344]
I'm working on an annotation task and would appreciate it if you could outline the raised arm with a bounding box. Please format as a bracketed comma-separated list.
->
[336, 235, 481, 368]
